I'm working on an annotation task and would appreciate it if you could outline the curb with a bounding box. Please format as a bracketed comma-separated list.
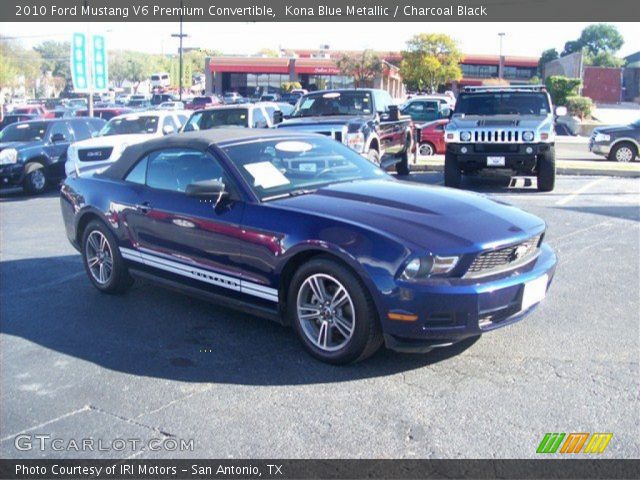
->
[411, 162, 640, 178]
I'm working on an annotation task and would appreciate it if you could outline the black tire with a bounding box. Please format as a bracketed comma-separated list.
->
[287, 256, 383, 364]
[367, 148, 381, 167]
[81, 220, 133, 294]
[536, 147, 556, 192]
[444, 152, 462, 188]
[22, 163, 48, 195]
[608, 142, 637, 163]
[395, 135, 412, 176]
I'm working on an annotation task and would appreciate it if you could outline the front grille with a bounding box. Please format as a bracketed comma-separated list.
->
[78, 147, 113, 162]
[472, 130, 523, 143]
[465, 234, 542, 278]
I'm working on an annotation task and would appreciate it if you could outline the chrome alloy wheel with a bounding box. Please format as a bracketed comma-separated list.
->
[85, 231, 113, 285]
[30, 169, 46, 191]
[615, 146, 634, 162]
[296, 273, 355, 352]
[419, 143, 434, 156]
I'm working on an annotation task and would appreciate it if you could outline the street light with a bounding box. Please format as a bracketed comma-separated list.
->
[171, 0, 189, 101]
[498, 32, 506, 80]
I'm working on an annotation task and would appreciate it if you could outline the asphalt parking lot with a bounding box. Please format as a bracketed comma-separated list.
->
[1, 173, 638, 459]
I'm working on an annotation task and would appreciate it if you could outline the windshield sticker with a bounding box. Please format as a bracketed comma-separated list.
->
[16, 124, 29, 129]
[244, 161, 291, 189]
[322, 92, 341, 99]
[275, 141, 313, 153]
[299, 163, 317, 173]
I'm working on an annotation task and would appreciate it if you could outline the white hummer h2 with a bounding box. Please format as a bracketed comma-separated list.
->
[444, 85, 563, 192]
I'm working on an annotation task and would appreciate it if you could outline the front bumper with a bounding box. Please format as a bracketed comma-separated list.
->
[447, 143, 552, 172]
[589, 140, 610, 156]
[0, 163, 25, 188]
[378, 244, 557, 353]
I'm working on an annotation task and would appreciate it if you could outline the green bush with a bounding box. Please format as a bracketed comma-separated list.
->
[566, 95, 594, 119]
[545, 75, 581, 106]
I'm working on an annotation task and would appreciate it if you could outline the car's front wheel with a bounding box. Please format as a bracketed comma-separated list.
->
[609, 142, 637, 163]
[419, 142, 435, 156]
[23, 163, 47, 195]
[537, 148, 556, 192]
[81, 220, 133, 294]
[288, 257, 383, 364]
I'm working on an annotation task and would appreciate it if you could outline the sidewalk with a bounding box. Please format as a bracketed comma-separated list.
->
[412, 155, 640, 178]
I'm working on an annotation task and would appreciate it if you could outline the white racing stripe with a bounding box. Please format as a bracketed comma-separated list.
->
[120, 247, 278, 302]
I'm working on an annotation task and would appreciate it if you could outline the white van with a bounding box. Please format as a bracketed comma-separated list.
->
[150, 72, 170, 89]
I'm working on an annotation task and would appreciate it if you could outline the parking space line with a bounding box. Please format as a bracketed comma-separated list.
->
[0, 405, 90, 443]
[555, 177, 608, 206]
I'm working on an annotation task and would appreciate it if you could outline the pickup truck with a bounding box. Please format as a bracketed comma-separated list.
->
[276, 88, 414, 175]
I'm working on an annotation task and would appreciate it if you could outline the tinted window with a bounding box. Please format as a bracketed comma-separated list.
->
[162, 116, 177, 134]
[125, 156, 148, 184]
[373, 90, 392, 113]
[49, 122, 71, 142]
[291, 91, 373, 117]
[146, 149, 226, 193]
[184, 109, 249, 131]
[99, 115, 159, 136]
[0, 122, 48, 142]
[455, 92, 551, 116]
[69, 120, 92, 140]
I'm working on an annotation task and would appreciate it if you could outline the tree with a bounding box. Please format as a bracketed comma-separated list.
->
[545, 75, 581, 106]
[336, 49, 384, 88]
[399, 33, 462, 93]
[109, 51, 155, 91]
[538, 48, 559, 76]
[586, 51, 625, 68]
[562, 24, 624, 58]
[33, 40, 70, 79]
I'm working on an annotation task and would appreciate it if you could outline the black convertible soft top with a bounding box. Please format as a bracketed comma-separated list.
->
[99, 128, 312, 180]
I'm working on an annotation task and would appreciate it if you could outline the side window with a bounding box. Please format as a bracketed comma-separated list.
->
[175, 114, 188, 128]
[146, 148, 226, 193]
[162, 116, 177, 134]
[125, 156, 148, 185]
[373, 90, 391, 113]
[252, 108, 268, 128]
[69, 120, 92, 140]
[48, 122, 71, 143]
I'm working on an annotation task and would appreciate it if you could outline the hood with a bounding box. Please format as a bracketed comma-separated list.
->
[72, 133, 156, 149]
[278, 115, 371, 129]
[271, 179, 544, 254]
[0, 141, 31, 151]
[450, 114, 549, 129]
[593, 124, 635, 135]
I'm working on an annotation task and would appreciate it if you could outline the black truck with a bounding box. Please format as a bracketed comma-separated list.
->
[276, 88, 414, 175]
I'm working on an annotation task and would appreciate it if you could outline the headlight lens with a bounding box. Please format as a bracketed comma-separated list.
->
[460, 131, 472, 142]
[401, 255, 459, 280]
[522, 131, 535, 142]
[0, 148, 18, 165]
[594, 133, 611, 142]
[346, 132, 365, 153]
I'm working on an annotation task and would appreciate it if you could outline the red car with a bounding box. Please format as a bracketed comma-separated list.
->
[185, 95, 221, 111]
[417, 119, 448, 156]
[12, 105, 55, 119]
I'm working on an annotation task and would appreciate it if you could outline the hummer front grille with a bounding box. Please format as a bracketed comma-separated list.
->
[472, 130, 523, 143]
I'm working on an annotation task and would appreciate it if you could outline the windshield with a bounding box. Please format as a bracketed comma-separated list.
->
[290, 91, 373, 117]
[99, 116, 159, 136]
[455, 92, 551, 116]
[0, 122, 48, 142]
[192, 97, 211, 105]
[183, 109, 249, 131]
[222, 136, 388, 201]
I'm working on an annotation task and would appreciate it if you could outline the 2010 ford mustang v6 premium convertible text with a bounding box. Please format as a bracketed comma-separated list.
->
[60, 129, 557, 364]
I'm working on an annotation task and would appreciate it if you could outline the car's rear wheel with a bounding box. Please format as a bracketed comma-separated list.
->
[419, 142, 435, 156]
[367, 148, 381, 167]
[82, 220, 133, 294]
[537, 147, 556, 192]
[23, 163, 47, 195]
[609, 142, 637, 163]
[444, 152, 462, 188]
[288, 257, 383, 364]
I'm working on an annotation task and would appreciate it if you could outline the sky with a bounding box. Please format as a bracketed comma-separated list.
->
[1, 22, 638, 58]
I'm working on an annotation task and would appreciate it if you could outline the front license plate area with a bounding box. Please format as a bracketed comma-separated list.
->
[521, 274, 548, 311]
[487, 156, 506, 167]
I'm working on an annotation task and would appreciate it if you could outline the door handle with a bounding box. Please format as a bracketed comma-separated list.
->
[135, 202, 151, 213]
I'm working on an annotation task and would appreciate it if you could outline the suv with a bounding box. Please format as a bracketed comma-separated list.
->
[445, 85, 558, 191]
[277, 88, 414, 175]
[0, 118, 105, 194]
[589, 118, 639, 162]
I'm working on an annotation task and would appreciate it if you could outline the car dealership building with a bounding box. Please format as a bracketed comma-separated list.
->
[204, 50, 539, 98]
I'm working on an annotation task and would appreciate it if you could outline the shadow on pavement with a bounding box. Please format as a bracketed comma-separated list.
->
[0, 255, 480, 386]
[558, 205, 640, 222]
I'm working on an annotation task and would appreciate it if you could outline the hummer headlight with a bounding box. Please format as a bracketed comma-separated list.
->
[523, 131, 535, 142]
[460, 131, 472, 142]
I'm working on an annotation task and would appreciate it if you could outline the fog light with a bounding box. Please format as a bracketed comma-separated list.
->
[461, 147, 468, 154]
[526, 147, 533, 154]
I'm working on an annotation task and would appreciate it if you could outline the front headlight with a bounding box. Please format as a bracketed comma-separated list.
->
[522, 131, 535, 142]
[346, 132, 365, 153]
[460, 131, 472, 142]
[594, 133, 611, 143]
[0, 148, 18, 165]
[401, 255, 459, 280]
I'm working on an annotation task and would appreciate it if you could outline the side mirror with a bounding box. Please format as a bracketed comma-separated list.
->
[162, 125, 175, 135]
[272, 110, 284, 125]
[51, 133, 67, 143]
[388, 105, 400, 121]
[186, 179, 229, 207]
[555, 106, 568, 117]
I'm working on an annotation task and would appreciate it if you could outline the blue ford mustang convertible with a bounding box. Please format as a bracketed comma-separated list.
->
[60, 129, 557, 364]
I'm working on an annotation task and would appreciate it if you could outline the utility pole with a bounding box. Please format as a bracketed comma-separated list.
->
[171, 0, 188, 101]
[498, 32, 506, 80]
